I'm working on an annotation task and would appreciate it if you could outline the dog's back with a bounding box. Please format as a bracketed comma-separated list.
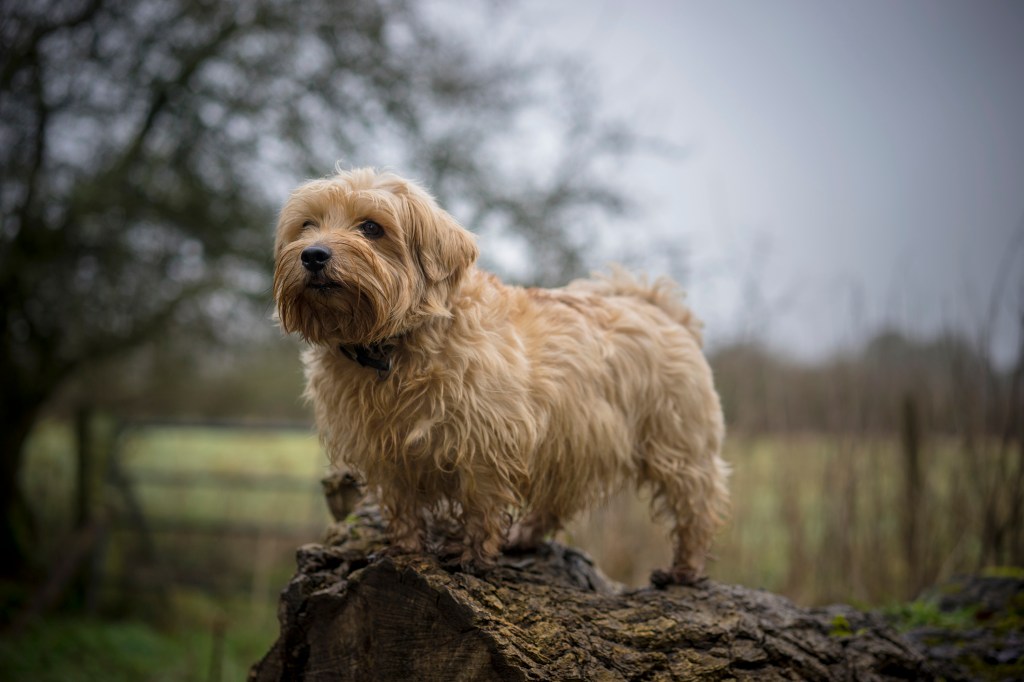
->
[506, 266, 727, 582]
[565, 267, 704, 347]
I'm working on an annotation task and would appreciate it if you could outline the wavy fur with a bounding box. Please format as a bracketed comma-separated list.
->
[274, 168, 730, 583]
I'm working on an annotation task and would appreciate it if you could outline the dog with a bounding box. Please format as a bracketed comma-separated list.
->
[273, 168, 729, 585]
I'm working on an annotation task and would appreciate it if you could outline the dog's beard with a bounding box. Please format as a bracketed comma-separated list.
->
[273, 246, 406, 346]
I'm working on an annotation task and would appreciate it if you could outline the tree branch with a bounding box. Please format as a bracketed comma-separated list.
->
[0, 0, 105, 91]
[116, 16, 244, 172]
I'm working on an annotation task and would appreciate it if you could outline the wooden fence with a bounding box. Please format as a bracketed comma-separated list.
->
[58, 416, 331, 616]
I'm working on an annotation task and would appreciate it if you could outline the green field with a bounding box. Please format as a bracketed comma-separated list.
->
[20, 420, 332, 566]
[10, 422, 333, 681]
[5, 420, 1014, 679]
[19, 421, 1003, 600]
[570, 433, 980, 604]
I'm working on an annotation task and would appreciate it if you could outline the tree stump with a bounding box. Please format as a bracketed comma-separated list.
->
[250, 504, 929, 681]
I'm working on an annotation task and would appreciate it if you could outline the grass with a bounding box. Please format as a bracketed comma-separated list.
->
[882, 597, 979, 632]
[120, 426, 325, 477]
[568, 432, 993, 604]
[9, 419, 1018, 679]
[119, 425, 328, 526]
[20, 421, 1004, 601]
[1, 616, 200, 682]
[8, 421, 329, 681]
[1, 593, 275, 682]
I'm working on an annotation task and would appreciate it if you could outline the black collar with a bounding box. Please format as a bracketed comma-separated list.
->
[339, 339, 398, 380]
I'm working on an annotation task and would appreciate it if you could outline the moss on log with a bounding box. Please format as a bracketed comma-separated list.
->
[250, 505, 929, 681]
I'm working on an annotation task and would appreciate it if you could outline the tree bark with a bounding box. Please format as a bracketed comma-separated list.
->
[0, 391, 43, 579]
[251, 505, 929, 681]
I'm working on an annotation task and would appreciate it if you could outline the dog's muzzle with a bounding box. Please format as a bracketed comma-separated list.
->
[301, 245, 332, 272]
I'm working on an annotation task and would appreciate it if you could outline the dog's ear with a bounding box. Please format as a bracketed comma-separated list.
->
[407, 194, 479, 283]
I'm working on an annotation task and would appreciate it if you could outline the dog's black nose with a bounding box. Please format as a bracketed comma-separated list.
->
[301, 245, 332, 272]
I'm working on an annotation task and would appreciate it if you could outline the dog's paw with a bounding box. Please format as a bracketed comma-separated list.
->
[650, 566, 707, 589]
[439, 552, 496, 577]
[460, 560, 488, 577]
[433, 539, 464, 561]
[371, 543, 421, 561]
[502, 537, 547, 555]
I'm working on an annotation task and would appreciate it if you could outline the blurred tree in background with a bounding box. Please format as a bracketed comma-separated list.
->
[0, 0, 633, 576]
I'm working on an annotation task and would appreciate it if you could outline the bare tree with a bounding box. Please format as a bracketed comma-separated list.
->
[0, 0, 634, 575]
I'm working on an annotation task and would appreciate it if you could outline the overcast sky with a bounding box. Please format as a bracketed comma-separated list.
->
[500, 0, 1024, 366]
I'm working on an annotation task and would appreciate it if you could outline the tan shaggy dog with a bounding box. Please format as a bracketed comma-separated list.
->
[274, 168, 730, 585]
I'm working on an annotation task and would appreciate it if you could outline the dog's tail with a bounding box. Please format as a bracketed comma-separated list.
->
[568, 266, 704, 347]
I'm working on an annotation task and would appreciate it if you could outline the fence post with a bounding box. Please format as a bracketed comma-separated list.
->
[901, 393, 922, 596]
[207, 617, 226, 682]
[75, 407, 94, 531]
[74, 406, 96, 608]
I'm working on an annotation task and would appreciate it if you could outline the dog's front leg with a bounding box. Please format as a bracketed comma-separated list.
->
[457, 494, 507, 572]
[505, 511, 560, 552]
[381, 494, 427, 555]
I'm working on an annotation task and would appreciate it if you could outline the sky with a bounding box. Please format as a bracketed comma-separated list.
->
[501, 0, 1024, 366]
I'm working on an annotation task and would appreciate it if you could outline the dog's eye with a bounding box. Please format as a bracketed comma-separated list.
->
[302, 220, 316, 229]
[359, 220, 385, 240]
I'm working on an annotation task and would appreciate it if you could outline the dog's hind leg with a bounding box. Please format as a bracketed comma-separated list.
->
[640, 423, 729, 587]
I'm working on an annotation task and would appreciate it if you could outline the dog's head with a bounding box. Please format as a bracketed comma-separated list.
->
[273, 168, 478, 345]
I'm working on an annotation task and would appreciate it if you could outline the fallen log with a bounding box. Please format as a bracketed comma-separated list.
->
[250, 503, 929, 681]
